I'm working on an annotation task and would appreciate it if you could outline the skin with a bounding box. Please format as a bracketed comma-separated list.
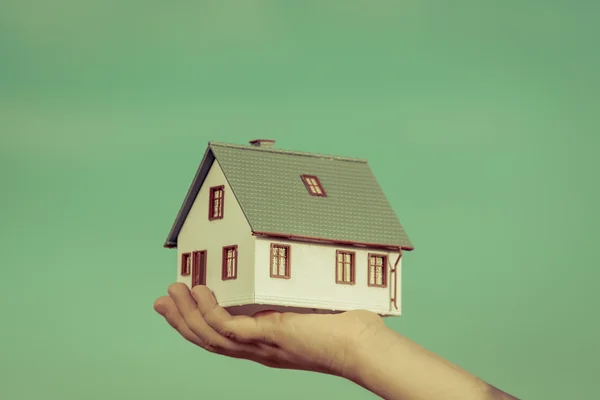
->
[154, 283, 518, 400]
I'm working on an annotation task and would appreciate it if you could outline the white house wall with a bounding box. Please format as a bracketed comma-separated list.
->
[176, 160, 255, 307]
[254, 238, 402, 315]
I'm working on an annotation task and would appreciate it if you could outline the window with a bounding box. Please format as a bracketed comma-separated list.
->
[209, 186, 225, 220]
[336, 250, 355, 284]
[181, 252, 191, 276]
[300, 175, 326, 197]
[270, 244, 291, 278]
[222, 245, 238, 280]
[368, 254, 387, 287]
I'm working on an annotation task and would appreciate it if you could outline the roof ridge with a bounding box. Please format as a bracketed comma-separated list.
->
[209, 142, 368, 163]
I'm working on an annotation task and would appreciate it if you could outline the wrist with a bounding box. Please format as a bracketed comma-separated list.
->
[340, 322, 396, 382]
[340, 326, 494, 400]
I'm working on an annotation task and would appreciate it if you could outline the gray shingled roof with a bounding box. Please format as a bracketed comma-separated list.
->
[164, 142, 413, 250]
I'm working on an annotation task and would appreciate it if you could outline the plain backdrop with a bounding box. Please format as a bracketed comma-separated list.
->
[1, 1, 598, 399]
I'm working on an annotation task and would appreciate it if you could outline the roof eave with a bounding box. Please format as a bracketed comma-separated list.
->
[252, 231, 413, 251]
[163, 144, 215, 248]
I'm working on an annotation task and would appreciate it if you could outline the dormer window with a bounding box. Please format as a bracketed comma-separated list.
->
[209, 185, 224, 220]
[301, 175, 326, 197]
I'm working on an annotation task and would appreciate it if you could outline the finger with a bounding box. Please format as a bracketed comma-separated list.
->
[167, 283, 259, 355]
[191, 285, 280, 346]
[153, 296, 169, 317]
[158, 295, 288, 367]
[161, 286, 299, 369]
[154, 296, 207, 348]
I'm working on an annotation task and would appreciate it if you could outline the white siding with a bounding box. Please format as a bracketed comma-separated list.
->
[176, 161, 255, 307]
[254, 238, 402, 316]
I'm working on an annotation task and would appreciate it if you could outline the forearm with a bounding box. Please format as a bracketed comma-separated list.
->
[343, 327, 514, 400]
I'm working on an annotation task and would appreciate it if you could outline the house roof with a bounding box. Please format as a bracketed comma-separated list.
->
[164, 141, 413, 251]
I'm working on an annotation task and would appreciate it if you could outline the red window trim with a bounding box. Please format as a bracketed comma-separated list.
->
[209, 185, 225, 220]
[300, 175, 327, 197]
[270, 243, 291, 279]
[221, 245, 238, 280]
[367, 253, 388, 288]
[335, 250, 356, 285]
[181, 252, 191, 276]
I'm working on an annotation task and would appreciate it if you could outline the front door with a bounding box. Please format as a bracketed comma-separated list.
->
[191, 250, 207, 287]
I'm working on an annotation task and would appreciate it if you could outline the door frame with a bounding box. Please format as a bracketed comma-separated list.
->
[191, 250, 207, 287]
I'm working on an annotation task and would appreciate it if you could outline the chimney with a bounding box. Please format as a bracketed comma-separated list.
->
[249, 139, 275, 149]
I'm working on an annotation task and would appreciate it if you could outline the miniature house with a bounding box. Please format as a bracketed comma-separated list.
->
[164, 140, 413, 316]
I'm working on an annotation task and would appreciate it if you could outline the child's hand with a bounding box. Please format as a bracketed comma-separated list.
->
[153, 283, 386, 377]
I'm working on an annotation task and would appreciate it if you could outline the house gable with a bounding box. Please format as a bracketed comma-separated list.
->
[176, 160, 255, 304]
[178, 160, 251, 244]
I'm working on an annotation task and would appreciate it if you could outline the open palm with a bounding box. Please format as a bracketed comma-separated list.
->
[154, 283, 386, 376]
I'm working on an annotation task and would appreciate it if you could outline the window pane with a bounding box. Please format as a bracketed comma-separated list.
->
[344, 263, 351, 282]
[375, 266, 382, 285]
[337, 253, 343, 262]
[369, 266, 375, 285]
[344, 253, 351, 263]
[337, 262, 343, 281]
[376, 257, 383, 266]
[278, 259, 286, 276]
[182, 255, 188, 274]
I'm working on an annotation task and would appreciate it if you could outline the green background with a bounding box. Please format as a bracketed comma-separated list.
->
[1, 1, 598, 399]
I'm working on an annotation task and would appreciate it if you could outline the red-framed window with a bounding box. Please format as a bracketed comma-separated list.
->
[222, 245, 238, 280]
[209, 185, 225, 220]
[270, 244, 291, 278]
[300, 175, 326, 197]
[181, 252, 191, 276]
[335, 250, 355, 284]
[368, 254, 388, 287]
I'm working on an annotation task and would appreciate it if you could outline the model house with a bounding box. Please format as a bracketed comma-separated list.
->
[164, 139, 413, 316]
